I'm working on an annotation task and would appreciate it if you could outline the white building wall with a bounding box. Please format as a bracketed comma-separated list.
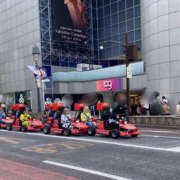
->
[141, 0, 180, 113]
[0, 0, 41, 112]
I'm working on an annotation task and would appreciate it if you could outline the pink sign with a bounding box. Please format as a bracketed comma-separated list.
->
[96, 78, 122, 92]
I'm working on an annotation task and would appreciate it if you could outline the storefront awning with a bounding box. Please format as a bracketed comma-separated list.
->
[52, 62, 144, 82]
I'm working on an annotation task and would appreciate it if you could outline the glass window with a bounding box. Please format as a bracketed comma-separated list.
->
[92, 0, 97, 8]
[119, 33, 126, 43]
[135, 29, 141, 40]
[98, 28, 104, 40]
[134, 0, 140, 6]
[127, 19, 134, 31]
[98, 8, 104, 17]
[104, 6, 110, 16]
[119, 22, 126, 34]
[112, 46, 119, 57]
[104, 26, 111, 37]
[126, 0, 133, 8]
[104, 17, 111, 28]
[111, 14, 118, 25]
[126, 8, 134, 19]
[105, 47, 112, 58]
[119, 0, 125, 11]
[93, 9, 97, 18]
[104, 0, 110, 6]
[98, 19, 104, 29]
[111, 0, 118, 3]
[128, 31, 134, 42]
[111, 3, 117, 14]
[135, 17, 141, 29]
[112, 25, 118, 34]
[119, 11, 125, 22]
[135, 40, 141, 50]
[97, 0, 103, 8]
[135, 6, 140, 17]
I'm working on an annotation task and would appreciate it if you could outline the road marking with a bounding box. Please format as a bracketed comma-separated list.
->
[1, 130, 180, 153]
[168, 146, 180, 152]
[23, 141, 95, 154]
[43, 160, 131, 180]
[141, 134, 180, 140]
[20, 132, 180, 153]
[141, 130, 173, 133]
[0, 136, 20, 145]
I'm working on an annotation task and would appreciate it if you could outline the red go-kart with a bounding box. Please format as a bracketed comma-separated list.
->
[93, 103, 141, 138]
[0, 104, 17, 129]
[43, 103, 95, 136]
[43, 103, 65, 135]
[6, 104, 43, 132]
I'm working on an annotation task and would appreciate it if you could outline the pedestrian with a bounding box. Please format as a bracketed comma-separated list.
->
[176, 102, 180, 116]
[1, 102, 6, 113]
[0, 107, 6, 125]
[137, 104, 142, 115]
[131, 102, 137, 116]
[113, 101, 127, 116]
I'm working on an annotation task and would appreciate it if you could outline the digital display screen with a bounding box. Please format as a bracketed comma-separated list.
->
[52, 0, 87, 45]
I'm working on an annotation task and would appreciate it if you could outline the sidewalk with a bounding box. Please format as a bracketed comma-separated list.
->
[130, 115, 180, 129]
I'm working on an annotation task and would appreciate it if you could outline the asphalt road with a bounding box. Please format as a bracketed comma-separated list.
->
[0, 128, 180, 180]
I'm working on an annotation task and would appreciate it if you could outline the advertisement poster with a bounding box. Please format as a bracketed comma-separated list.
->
[52, 0, 87, 45]
[96, 78, 122, 92]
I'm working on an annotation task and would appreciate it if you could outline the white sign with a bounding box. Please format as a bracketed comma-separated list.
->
[77, 64, 102, 72]
[127, 65, 132, 79]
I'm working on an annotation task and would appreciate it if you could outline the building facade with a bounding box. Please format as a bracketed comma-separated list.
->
[0, 0, 179, 113]
[0, 0, 41, 112]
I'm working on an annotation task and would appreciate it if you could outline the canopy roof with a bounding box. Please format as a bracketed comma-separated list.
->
[52, 62, 144, 82]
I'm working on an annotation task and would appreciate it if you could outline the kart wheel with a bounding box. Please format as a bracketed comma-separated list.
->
[21, 126, 27, 132]
[6, 124, 12, 131]
[88, 127, 96, 136]
[111, 129, 119, 139]
[64, 128, 71, 136]
[43, 126, 50, 134]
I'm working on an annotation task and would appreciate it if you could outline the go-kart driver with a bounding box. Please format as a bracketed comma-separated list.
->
[102, 107, 120, 130]
[80, 106, 94, 127]
[19, 107, 32, 127]
[0, 107, 6, 125]
[113, 101, 128, 121]
[61, 107, 74, 129]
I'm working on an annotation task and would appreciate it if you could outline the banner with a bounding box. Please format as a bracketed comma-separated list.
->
[52, 0, 86, 45]
[96, 78, 122, 92]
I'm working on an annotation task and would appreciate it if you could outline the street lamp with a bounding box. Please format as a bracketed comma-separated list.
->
[99, 34, 138, 119]
[32, 45, 41, 113]
[99, 44, 104, 50]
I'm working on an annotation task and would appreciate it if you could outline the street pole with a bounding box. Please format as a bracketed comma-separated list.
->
[99, 34, 137, 119]
[125, 34, 130, 119]
[37, 84, 41, 113]
[35, 62, 41, 113]
[32, 46, 41, 113]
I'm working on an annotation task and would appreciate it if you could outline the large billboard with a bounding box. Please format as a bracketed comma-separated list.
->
[96, 78, 122, 92]
[52, 0, 87, 45]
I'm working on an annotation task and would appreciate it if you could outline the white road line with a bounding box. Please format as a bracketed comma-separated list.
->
[141, 130, 173, 133]
[141, 134, 180, 140]
[168, 146, 180, 152]
[43, 160, 131, 180]
[1, 130, 180, 153]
